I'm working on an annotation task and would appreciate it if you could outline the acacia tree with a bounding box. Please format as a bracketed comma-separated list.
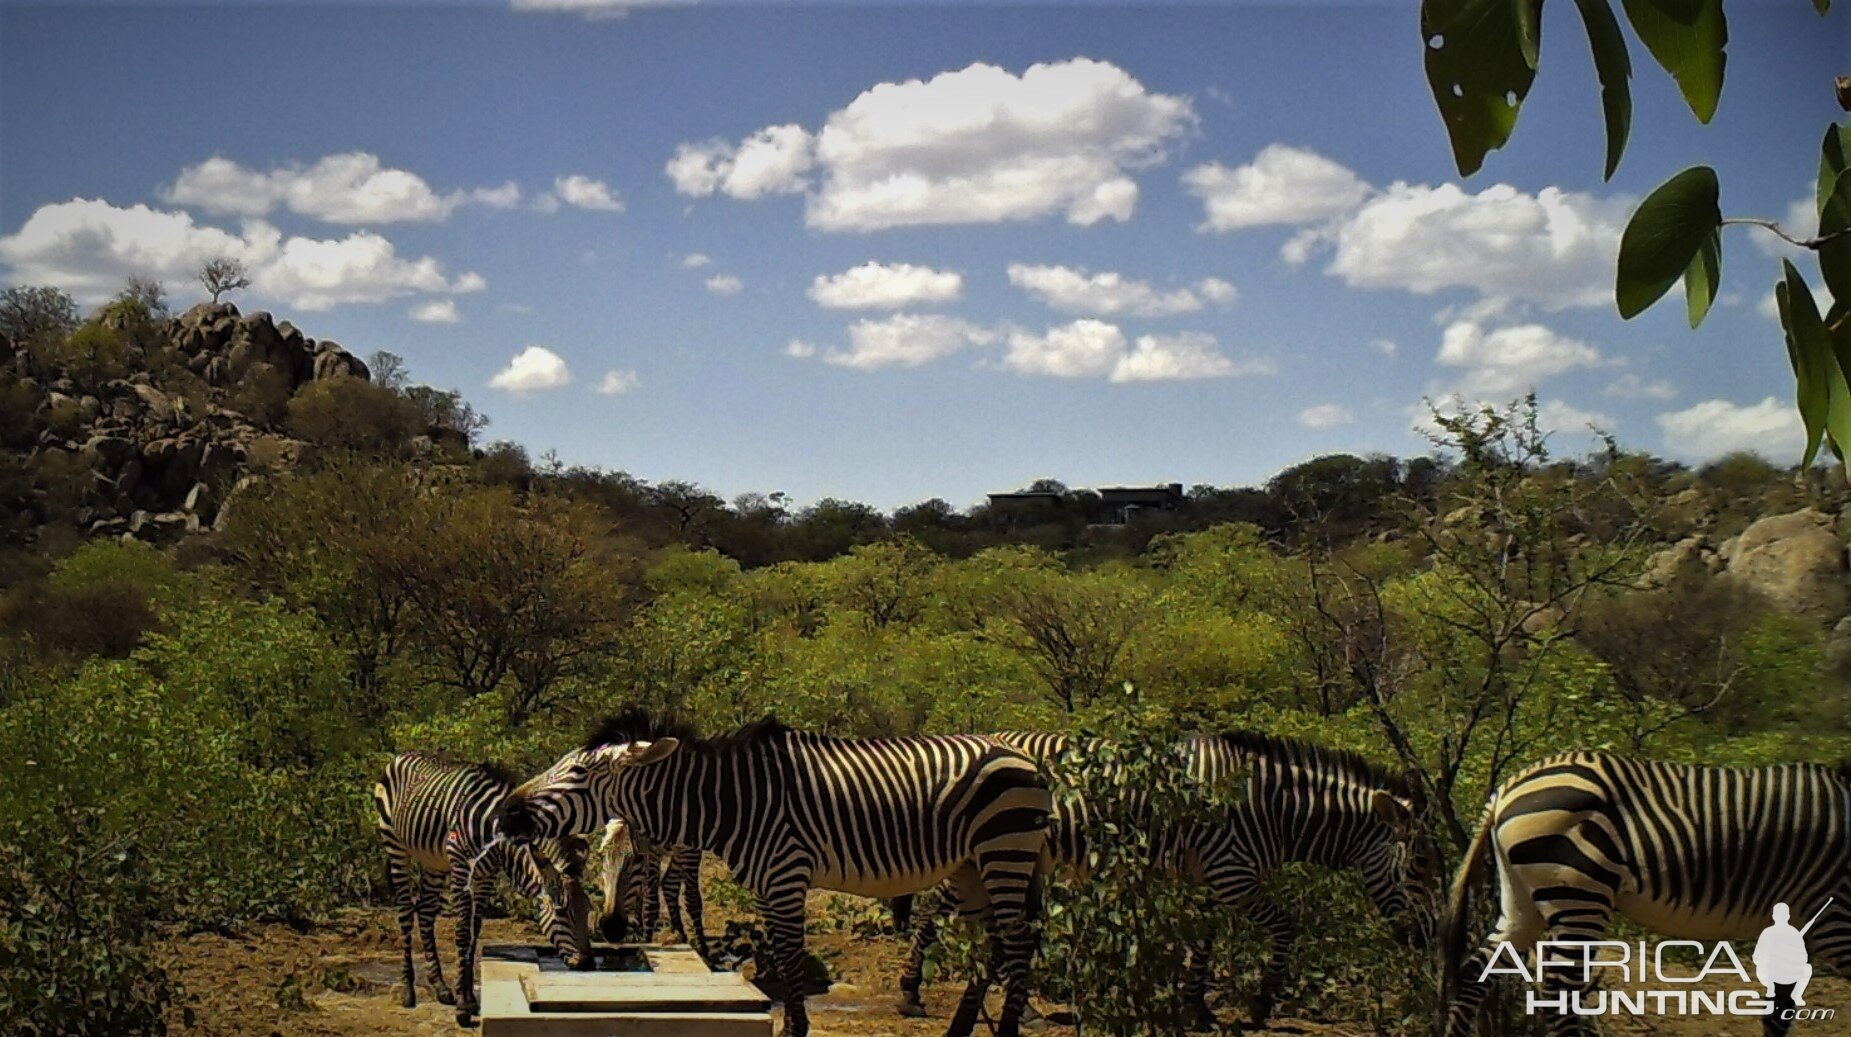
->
[1420, 0, 1850, 467]
[197, 258, 250, 304]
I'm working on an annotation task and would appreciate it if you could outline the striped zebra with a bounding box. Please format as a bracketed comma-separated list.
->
[895, 730, 1442, 1030]
[494, 710, 1054, 1037]
[373, 752, 596, 1026]
[591, 818, 708, 955]
[1441, 753, 1851, 1037]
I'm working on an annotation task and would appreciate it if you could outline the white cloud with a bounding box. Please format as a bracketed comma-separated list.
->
[1183, 144, 1371, 232]
[0, 197, 479, 310]
[596, 369, 641, 395]
[1007, 263, 1233, 317]
[1326, 182, 1630, 310]
[1112, 332, 1262, 382]
[1005, 319, 1127, 378]
[785, 339, 817, 359]
[1434, 320, 1606, 395]
[1657, 397, 1806, 460]
[1536, 398, 1615, 434]
[470, 182, 524, 209]
[489, 346, 572, 392]
[1298, 403, 1355, 428]
[510, 0, 681, 17]
[705, 274, 743, 295]
[1370, 338, 1398, 356]
[1001, 322, 1259, 382]
[163, 153, 500, 224]
[669, 59, 1193, 232]
[681, 252, 712, 268]
[668, 125, 815, 200]
[409, 299, 461, 324]
[1195, 277, 1239, 305]
[551, 175, 625, 212]
[1603, 373, 1678, 400]
[808, 261, 963, 309]
[826, 313, 995, 370]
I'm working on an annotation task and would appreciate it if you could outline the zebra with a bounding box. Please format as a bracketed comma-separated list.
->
[1441, 753, 1851, 1037]
[893, 730, 1442, 1030]
[372, 752, 596, 1027]
[493, 709, 1054, 1037]
[590, 817, 708, 955]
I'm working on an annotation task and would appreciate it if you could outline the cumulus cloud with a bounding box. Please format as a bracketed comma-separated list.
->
[163, 153, 503, 224]
[808, 261, 963, 309]
[705, 274, 743, 295]
[1006, 264, 1235, 317]
[551, 175, 625, 212]
[825, 313, 995, 370]
[1001, 321, 1261, 382]
[681, 252, 713, 268]
[1370, 338, 1398, 356]
[1112, 332, 1263, 382]
[785, 339, 817, 359]
[1657, 397, 1807, 460]
[1298, 403, 1354, 428]
[668, 125, 815, 200]
[668, 59, 1193, 231]
[1603, 373, 1678, 400]
[0, 197, 481, 310]
[596, 369, 641, 395]
[489, 346, 572, 392]
[409, 299, 461, 324]
[1434, 320, 1606, 395]
[1183, 144, 1371, 232]
[470, 182, 525, 209]
[1536, 398, 1615, 434]
[1326, 182, 1629, 310]
[1005, 319, 1127, 378]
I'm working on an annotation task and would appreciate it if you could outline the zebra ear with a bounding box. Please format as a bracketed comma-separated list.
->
[1370, 789, 1417, 831]
[621, 737, 680, 768]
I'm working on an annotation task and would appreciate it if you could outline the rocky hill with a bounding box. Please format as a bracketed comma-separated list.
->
[2, 301, 370, 545]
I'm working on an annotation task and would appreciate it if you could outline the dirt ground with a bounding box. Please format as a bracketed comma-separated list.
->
[159, 904, 1851, 1037]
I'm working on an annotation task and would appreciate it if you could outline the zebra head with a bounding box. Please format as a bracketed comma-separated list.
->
[592, 817, 637, 943]
[496, 737, 680, 845]
[1356, 784, 1443, 950]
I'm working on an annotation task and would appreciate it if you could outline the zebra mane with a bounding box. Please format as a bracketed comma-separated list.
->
[1218, 729, 1415, 800]
[474, 759, 524, 788]
[582, 707, 702, 753]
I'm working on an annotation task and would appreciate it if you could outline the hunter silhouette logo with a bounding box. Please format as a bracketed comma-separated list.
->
[1481, 898, 1836, 1022]
[1756, 899, 1832, 1008]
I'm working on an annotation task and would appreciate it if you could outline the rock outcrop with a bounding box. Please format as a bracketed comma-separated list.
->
[1717, 509, 1851, 620]
[3, 303, 369, 544]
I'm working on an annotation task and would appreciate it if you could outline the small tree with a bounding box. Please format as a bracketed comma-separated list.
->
[114, 276, 168, 317]
[0, 285, 78, 349]
[197, 258, 250, 304]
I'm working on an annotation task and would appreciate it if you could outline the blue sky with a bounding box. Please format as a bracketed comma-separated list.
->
[2, 1, 1846, 510]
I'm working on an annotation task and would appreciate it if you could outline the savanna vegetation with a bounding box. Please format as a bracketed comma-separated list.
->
[3, 280, 1848, 1034]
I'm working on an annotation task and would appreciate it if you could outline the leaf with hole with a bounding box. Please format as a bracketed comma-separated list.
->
[1421, 0, 1539, 176]
[1617, 166, 1722, 319]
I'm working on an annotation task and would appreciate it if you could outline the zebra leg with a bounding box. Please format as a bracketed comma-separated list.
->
[663, 856, 689, 944]
[1180, 932, 1216, 1032]
[755, 886, 815, 1037]
[679, 854, 709, 959]
[1443, 909, 1545, 1037]
[385, 854, 420, 1008]
[452, 859, 498, 1027]
[416, 869, 456, 1006]
[1242, 892, 1296, 1029]
[897, 885, 953, 1017]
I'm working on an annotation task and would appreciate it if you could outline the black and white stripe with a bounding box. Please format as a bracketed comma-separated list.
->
[496, 710, 1053, 1037]
[591, 818, 707, 954]
[1441, 753, 1851, 1037]
[372, 752, 594, 1026]
[895, 730, 1441, 1029]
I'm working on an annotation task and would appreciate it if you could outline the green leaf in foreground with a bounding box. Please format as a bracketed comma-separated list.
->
[1817, 123, 1851, 305]
[1421, 0, 1538, 176]
[1683, 228, 1720, 328]
[1617, 0, 1727, 124]
[1574, 0, 1634, 180]
[1617, 166, 1722, 319]
[1777, 261, 1847, 468]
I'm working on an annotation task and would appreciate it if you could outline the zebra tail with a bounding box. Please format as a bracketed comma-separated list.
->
[1439, 805, 1494, 1029]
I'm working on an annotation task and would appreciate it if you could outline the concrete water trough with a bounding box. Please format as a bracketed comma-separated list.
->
[479, 944, 772, 1036]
